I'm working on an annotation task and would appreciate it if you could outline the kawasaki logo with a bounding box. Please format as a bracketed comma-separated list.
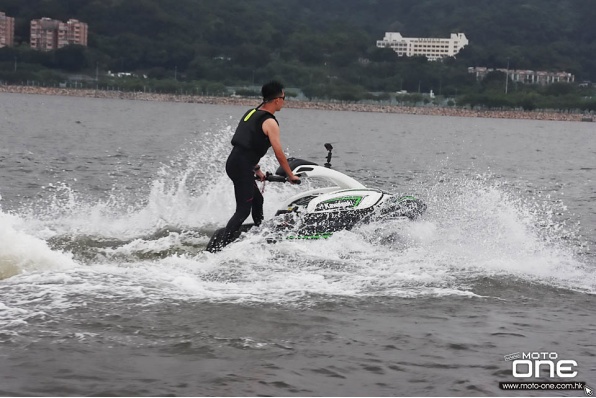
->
[315, 196, 364, 211]
[287, 233, 333, 240]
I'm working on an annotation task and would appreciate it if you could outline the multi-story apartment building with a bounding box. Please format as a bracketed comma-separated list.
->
[31, 18, 61, 51]
[376, 32, 469, 61]
[30, 17, 88, 51]
[65, 19, 88, 46]
[469, 67, 575, 85]
[0, 11, 15, 47]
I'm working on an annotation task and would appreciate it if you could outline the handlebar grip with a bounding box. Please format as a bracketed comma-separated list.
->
[266, 175, 287, 183]
[255, 172, 301, 184]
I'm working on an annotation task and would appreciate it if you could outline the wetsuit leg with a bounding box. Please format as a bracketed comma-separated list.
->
[225, 175, 254, 234]
[252, 186, 264, 226]
[220, 151, 256, 248]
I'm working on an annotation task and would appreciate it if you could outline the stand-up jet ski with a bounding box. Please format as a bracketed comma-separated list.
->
[206, 144, 426, 252]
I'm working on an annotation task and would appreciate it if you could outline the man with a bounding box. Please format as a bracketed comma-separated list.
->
[215, 80, 300, 251]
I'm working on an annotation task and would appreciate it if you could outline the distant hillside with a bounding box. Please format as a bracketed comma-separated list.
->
[1, 0, 594, 88]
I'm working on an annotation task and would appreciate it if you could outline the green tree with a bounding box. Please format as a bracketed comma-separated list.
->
[54, 45, 88, 72]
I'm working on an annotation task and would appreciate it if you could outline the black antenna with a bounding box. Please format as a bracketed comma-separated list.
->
[324, 143, 333, 168]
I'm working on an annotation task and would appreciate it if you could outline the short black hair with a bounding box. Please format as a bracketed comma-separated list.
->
[261, 80, 284, 101]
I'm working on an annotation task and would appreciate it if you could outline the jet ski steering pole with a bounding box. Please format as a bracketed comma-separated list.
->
[324, 143, 333, 168]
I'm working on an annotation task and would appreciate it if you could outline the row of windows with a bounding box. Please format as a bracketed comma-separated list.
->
[383, 43, 452, 50]
[389, 45, 450, 49]
[381, 40, 452, 45]
[414, 45, 450, 49]
[396, 51, 451, 55]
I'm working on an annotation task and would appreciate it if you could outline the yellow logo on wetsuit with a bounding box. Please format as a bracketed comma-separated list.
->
[243, 109, 257, 122]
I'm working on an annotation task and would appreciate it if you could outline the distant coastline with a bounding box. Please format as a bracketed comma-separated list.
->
[1, 85, 593, 122]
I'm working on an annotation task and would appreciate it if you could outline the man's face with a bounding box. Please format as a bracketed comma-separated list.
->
[274, 91, 285, 110]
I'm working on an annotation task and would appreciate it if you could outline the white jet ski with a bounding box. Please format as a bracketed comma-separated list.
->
[206, 144, 426, 252]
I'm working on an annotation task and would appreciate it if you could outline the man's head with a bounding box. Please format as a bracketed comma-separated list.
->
[260, 80, 285, 112]
[262, 80, 285, 102]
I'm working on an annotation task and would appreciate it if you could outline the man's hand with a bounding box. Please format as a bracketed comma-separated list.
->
[288, 174, 301, 184]
[255, 169, 266, 181]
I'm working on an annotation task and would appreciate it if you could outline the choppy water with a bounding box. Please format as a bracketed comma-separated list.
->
[1, 92, 595, 396]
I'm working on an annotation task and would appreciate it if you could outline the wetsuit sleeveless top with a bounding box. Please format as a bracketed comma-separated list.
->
[230, 108, 277, 165]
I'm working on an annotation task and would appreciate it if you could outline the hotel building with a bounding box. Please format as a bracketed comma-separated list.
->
[376, 32, 469, 61]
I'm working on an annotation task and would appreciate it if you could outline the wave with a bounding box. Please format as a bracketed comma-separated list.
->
[2, 127, 594, 304]
[0, 210, 76, 280]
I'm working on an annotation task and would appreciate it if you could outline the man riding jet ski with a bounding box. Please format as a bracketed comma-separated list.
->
[206, 144, 426, 252]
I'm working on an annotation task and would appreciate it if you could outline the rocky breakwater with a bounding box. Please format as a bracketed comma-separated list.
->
[0, 85, 591, 122]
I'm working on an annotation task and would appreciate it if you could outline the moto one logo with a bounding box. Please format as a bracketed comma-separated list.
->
[507, 352, 578, 378]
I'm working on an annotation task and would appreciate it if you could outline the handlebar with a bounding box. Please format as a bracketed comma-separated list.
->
[265, 174, 289, 183]
[255, 172, 301, 184]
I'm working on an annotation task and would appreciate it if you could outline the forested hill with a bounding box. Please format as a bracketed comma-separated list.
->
[1, 0, 595, 89]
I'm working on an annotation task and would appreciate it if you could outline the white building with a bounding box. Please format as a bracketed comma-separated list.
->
[468, 67, 575, 85]
[376, 32, 469, 61]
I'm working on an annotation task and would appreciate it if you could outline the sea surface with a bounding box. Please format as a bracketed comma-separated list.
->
[0, 92, 595, 396]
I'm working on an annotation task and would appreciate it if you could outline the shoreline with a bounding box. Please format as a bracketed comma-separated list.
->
[1, 85, 593, 122]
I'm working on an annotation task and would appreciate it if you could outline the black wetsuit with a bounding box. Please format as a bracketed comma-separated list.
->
[221, 108, 276, 248]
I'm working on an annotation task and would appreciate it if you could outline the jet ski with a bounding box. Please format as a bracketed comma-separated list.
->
[206, 144, 426, 252]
